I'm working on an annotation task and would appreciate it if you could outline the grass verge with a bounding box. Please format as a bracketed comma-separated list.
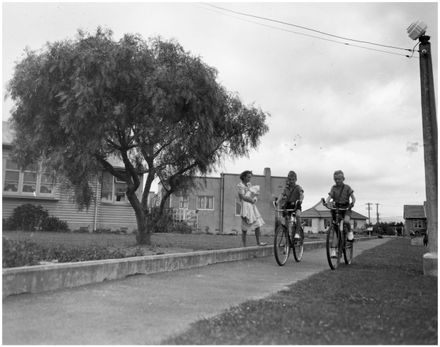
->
[162, 238, 437, 345]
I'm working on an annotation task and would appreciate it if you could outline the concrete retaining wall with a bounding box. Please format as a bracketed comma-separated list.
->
[3, 238, 372, 298]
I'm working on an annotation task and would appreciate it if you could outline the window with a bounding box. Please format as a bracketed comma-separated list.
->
[39, 171, 55, 194]
[179, 196, 189, 209]
[413, 220, 424, 229]
[114, 178, 127, 202]
[235, 199, 242, 216]
[197, 195, 214, 210]
[3, 158, 55, 197]
[3, 159, 19, 192]
[302, 218, 312, 227]
[22, 163, 38, 193]
[101, 172, 129, 204]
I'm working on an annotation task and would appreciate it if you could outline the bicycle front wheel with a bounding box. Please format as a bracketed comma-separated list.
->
[292, 227, 304, 262]
[326, 225, 341, 270]
[274, 224, 290, 266]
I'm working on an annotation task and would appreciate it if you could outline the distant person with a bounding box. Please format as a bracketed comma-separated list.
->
[277, 170, 304, 239]
[325, 170, 356, 257]
[237, 170, 266, 247]
[423, 233, 428, 247]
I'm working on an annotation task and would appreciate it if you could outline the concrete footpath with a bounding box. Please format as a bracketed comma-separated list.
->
[2, 238, 389, 345]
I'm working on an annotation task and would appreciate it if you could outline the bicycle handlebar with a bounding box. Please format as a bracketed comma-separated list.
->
[273, 198, 300, 212]
[321, 198, 350, 211]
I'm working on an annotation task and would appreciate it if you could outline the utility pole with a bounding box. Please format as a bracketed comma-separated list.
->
[418, 35, 438, 276]
[375, 203, 380, 224]
[366, 202, 372, 225]
[407, 21, 438, 276]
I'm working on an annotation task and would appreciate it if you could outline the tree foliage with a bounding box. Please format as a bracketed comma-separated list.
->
[7, 28, 269, 244]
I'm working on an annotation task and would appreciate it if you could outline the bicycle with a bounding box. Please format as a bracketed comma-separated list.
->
[273, 200, 304, 266]
[321, 198, 354, 270]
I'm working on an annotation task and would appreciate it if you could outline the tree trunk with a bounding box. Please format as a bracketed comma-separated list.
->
[159, 189, 172, 216]
[135, 210, 150, 245]
[126, 189, 151, 245]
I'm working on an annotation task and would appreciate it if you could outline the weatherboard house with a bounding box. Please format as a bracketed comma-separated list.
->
[403, 204, 427, 236]
[2, 121, 145, 232]
[301, 200, 368, 234]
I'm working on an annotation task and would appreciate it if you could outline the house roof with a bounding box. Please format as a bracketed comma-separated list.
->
[2, 121, 126, 169]
[302, 200, 368, 220]
[403, 205, 426, 219]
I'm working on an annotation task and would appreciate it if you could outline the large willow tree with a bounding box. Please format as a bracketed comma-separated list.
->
[7, 28, 269, 244]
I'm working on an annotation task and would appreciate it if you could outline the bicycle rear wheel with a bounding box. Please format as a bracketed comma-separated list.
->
[274, 224, 290, 266]
[292, 227, 304, 262]
[343, 232, 354, 264]
[326, 225, 341, 270]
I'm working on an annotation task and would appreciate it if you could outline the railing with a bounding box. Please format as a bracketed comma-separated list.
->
[171, 208, 198, 230]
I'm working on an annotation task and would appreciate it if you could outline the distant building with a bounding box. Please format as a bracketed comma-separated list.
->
[301, 200, 368, 234]
[160, 168, 288, 235]
[403, 204, 427, 236]
[161, 169, 368, 235]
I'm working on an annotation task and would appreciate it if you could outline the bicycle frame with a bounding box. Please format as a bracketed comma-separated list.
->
[273, 199, 305, 265]
[276, 210, 296, 243]
[322, 199, 352, 270]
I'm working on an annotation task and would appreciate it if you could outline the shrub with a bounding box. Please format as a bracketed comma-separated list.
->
[3, 218, 15, 231]
[147, 207, 174, 233]
[5, 204, 49, 231]
[2, 237, 140, 268]
[2, 238, 42, 267]
[172, 221, 193, 234]
[5, 204, 70, 232]
[40, 216, 70, 232]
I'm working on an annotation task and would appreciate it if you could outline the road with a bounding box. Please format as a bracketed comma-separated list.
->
[2, 238, 389, 345]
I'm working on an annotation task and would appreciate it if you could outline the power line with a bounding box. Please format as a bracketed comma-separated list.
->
[201, 3, 419, 58]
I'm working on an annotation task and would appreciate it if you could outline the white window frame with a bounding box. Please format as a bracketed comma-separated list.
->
[179, 195, 189, 209]
[197, 195, 214, 210]
[100, 172, 130, 205]
[2, 157, 56, 198]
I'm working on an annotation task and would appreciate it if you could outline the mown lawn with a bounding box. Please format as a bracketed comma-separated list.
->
[2, 230, 327, 267]
[2, 230, 326, 251]
[162, 238, 437, 345]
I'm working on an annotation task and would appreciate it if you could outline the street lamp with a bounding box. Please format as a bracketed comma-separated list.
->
[407, 20, 427, 40]
[407, 20, 438, 276]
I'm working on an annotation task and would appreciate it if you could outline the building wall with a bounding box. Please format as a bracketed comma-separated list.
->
[167, 168, 287, 235]
[168, 177, 222, 234]
[220, 169, 287, 235]
[3, 182, 98, 231]
[404, 218, 427, 235]
[3, 148, 142, 232]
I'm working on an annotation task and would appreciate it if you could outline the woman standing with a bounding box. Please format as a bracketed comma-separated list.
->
[237, 170, 267, 247]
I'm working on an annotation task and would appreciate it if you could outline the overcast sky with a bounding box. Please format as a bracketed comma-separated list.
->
[2, 2, 438, 222]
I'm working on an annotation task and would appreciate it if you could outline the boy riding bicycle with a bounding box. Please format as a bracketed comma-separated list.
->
[278, 171, 304, 239]
[325, 170, 356, 255]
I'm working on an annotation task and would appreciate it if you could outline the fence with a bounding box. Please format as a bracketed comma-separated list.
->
[171, 208, 198, 230]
